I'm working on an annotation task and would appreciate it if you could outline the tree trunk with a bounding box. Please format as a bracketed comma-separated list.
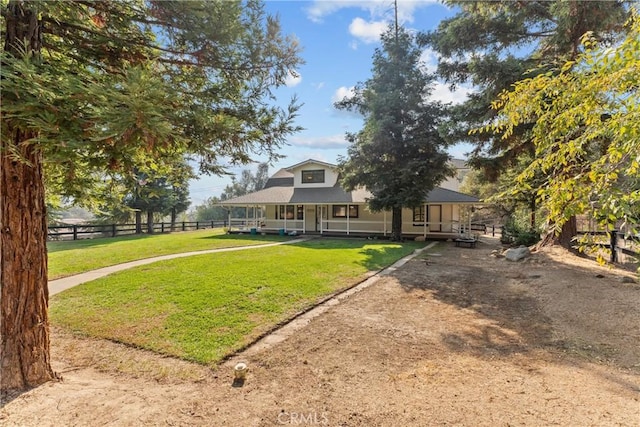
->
[146, 210, 154, 234]
[1, 130, 56, 394]
[529, 196, 536, 230]
[557, 215, 577, 248]
[390, 206, 403, 241]
[135, 211, 142, 234]
[1, 0, 55, 395]
[170, 207, 177, 232]
[538, 215, 578, 250]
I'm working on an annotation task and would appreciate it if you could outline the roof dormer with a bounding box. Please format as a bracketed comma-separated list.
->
[285, 159, 339, 188]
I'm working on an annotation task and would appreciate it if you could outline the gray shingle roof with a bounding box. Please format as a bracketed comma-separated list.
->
[425, 187, 479, 203]
[219, 159, 480, 206]
[219, 183, 479, 206]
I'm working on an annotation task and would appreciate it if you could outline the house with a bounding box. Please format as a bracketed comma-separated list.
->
[219, 159, 481, 239]
[440, 158, 471, 192]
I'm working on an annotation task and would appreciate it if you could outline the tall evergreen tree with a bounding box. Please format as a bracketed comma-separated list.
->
[336, 24, 453, 241]
[479, 14, 640, 253]
[422, 0, 630, 246]
[1, 0, 301, 393]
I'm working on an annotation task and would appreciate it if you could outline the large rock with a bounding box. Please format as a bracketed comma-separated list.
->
[504, 246, 530, 262]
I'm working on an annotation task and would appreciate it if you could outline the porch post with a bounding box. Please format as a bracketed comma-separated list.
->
[319, 205, 323, 235]
[383, 210, 387, 236]
[346, 205, 350, 235]
[303, 205, 306, 234]
[284, 205, 287, 232]
[423, 203, 427, 238]
[228, 209, 232, 231]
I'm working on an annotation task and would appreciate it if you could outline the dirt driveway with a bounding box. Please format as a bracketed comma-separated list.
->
[2, 236, 639, 426]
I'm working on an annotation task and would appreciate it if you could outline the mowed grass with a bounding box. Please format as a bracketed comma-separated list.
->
[47, 229, 287, 280]
[50, 238, 423, 365]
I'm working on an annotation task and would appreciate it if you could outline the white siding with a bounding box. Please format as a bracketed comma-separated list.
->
[289, 162, 339, 188]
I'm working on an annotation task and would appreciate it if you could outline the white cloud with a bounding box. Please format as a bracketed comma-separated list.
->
[419, 47, 438, 74]
[311, 82, 325, 91]
[428, 82, 473, 105]
[284, 70, 302, 87]
[306, 1, 436, 24]
[332, 86, 356, 104]
[349, 17, 387, 43]
[290, 134, 350, 150]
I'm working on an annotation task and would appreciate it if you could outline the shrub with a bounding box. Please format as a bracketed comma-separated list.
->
[502, 217, 540, 246]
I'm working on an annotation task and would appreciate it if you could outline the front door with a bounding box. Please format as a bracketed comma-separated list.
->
[305, 205, 316, 232]
[429, 205, 442, 232]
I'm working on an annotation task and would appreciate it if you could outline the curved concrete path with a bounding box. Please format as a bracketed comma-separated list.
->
[48, 238, 309, 296]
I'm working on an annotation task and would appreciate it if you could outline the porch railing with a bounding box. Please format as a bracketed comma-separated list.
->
[227, 216, 488, 237]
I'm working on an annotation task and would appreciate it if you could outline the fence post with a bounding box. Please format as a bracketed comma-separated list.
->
[161, 222, 165, 233]
[196, 221, 199, 230]
[211, 220, 214, 229]
[73, 224, 78, 240]
[112, 224, 116, 237]
[182, 221, 186, 231]
[610, 230, 618, 263]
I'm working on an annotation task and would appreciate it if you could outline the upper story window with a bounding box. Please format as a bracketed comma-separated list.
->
[301, 169, 325, 184]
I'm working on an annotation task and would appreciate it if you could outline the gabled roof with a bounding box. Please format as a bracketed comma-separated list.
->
[219, 159, 481, 206]
[285, 159, 337, 171]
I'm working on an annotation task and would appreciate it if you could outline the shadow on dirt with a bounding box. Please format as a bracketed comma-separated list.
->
[397, 252, 553, 357]
[393, 238, 640, 394]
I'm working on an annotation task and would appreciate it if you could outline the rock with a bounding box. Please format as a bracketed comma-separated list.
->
[621, 277, 636, 284]
[504, 246, 530, 262]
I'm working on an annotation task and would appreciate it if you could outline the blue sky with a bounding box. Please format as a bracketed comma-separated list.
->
[189, 0, 473, 204]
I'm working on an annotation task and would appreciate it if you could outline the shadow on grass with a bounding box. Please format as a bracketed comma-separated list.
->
[289, 237, 425, 272]
[48, 233, 156, 253]
[47, 230, 287, 254]
[197, 233, 286, 243]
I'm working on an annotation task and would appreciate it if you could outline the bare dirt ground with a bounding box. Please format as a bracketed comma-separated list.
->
[2, 236, 639, 426]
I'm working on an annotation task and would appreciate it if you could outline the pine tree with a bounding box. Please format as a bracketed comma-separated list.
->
[422, 0, 630, 246]
[336, 24, 453, 241]
[1, 0, 301, 393]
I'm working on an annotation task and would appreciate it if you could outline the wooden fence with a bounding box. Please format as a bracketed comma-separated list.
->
[47, 220, 227, 241]
[577, 230, 640, 266]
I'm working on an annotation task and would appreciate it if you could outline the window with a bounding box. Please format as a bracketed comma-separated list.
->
[332, 205, 358, 218]
[301, 169, 325, 184]
[413, 206, 426, 222]
[277, 205, 303, 220]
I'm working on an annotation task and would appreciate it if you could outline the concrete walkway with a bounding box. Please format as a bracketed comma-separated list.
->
[49, 238, 309, 296]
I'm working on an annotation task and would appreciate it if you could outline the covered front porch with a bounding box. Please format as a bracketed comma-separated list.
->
[225, 202, 482, 239]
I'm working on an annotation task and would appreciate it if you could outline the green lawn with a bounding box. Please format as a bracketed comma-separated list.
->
[47, 229, 287, 280]
[50, 238, 424, 365]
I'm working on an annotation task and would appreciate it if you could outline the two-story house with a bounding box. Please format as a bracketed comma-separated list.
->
[219, 159, 480, 238]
